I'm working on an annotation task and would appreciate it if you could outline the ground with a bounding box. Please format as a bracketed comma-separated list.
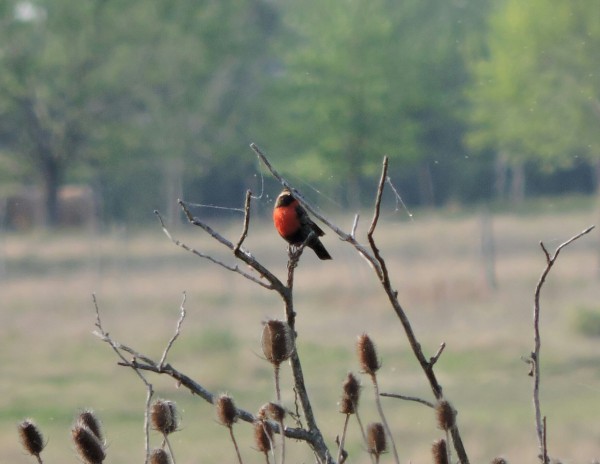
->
[1, 198, 599, 463]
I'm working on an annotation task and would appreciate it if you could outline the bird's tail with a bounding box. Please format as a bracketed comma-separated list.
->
[310, 238, 332, 260]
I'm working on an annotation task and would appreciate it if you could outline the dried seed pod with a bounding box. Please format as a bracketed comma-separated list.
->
[151, 399, 178, 435]
[77, 409, 103, 443]
[72, 424, 106, 464]
[263, 402, 286, 422]
[432, 439, 449, 464]
[490, 458, 508, 464]
[216, 394, 238, 427]
[253, 420, 273, 453]
[261, 320, 294, 366]
[435, 400, 455, 431]
[366, 422, 387, 457]
[150, 448, 172, 464]
[357, 334, 381, 375]
[339, 372, 361, 414]
[18, 419, 45, 457]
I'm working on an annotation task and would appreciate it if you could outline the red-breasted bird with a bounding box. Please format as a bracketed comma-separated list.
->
[273, 189, 332, 260]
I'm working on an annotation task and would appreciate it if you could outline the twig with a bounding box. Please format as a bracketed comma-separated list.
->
[159, 292, 187, 369]
[370, 374, 400, 464]
[155, 209, 273, 290]
[92, 294, 154, 464]
[379, 393, 436, 409]
[234, 190, 252, 253]
[178, 201, 288, 295]
[429, 342, 446, 367]
[351, 214, 360, 239]
[530, 225, 595, 463]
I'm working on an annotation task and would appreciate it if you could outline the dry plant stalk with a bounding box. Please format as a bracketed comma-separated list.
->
[357, 334, 400, 464]
[529, 225, 595, 464]
[216, 394, 244, 464]
[89, 143, 596, 464]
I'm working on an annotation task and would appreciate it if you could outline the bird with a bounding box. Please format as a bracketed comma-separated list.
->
[273, 188, 332, 260]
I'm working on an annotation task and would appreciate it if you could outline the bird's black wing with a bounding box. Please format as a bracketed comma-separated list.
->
[295, 203, 325, 237]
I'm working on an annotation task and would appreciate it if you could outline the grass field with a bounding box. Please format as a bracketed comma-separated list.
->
[1, 200, 600, 463]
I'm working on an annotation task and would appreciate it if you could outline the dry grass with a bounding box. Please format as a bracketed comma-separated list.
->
[1, 204, 599, 463]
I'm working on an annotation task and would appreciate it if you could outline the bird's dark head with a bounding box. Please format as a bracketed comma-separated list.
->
[274, 189, 295, 208]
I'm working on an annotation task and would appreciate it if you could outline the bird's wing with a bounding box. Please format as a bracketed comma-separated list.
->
[295, 203, 325, 237]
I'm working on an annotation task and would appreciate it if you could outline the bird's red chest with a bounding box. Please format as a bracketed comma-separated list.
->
[273, 201, 301, 239]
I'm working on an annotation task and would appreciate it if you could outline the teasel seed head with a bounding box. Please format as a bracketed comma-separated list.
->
[339, 372, 361, 414]
[366, 422, 387, 457]
[432, 439, 449, 464]
[357, 333, 381, 376]
[151, 399, 179, 435]
[260, 402, 286, 422]
[253, 419, 273, 453]
[18, 419, 45, 457]
[216, 393, 238, 427]
[490, 458, 508, 464]
[261, 319, 294, 366]
[77, 409, 103, 443]
[72, 424, 106, 463]
[435, 399, 455, 431]
[150, 448, 172, 464]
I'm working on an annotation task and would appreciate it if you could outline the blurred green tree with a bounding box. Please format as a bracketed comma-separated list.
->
[256, 0, 491, 206]
[466, 0, 600, 199]
[0, 0, 279, 225]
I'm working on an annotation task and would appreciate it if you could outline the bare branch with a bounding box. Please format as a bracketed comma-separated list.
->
[379, 392, 436, 409]
[351, 214, 359, 239]
[234, 190, 252, 254]
[531, 225, 595, 463]
[93, 294, 153, 464]
[178, 200, 288, 294]
[252, 143, 470, 464]
[367, 156, 388, 238]
[429, 342, 447, 367]
[159, 292, 187, 369]
[155, 209, 273, 290]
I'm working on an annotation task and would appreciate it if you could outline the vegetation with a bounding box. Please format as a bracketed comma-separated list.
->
[3, 151, 598, 462]
[1, 0, 598, 226]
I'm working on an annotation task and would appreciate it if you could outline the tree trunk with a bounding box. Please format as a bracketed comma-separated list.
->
[417, 162, 435, 206]
[41, 155, 61, 227]
[494, 152, 508, 200]
[509, 162, 525, 204]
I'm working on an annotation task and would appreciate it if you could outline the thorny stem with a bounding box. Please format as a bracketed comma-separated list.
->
[337, 414, 350, 464]
[229, 426, 244, 464]
[285, 244, 333, 463]
[163, 434, 176, 464]
[355, 410, 375, 464]
[531, 225, 594, 463]
[370, 374, 400, 464]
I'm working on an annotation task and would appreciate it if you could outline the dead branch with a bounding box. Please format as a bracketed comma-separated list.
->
[93, 294, 154, 464]
[530, 225, 595, 464]
[252, 143, 470, 464]
[155, 209, 273, 290]
[173, 192, 332, 463]
[379, 393, 435, 409]
[159, 292, 187, 369]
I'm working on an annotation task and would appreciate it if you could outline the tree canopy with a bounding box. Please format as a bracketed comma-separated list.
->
[0, 0, 597, 226]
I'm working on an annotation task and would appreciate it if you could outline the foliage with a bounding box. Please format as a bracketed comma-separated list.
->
[571, 306, 600, 338]
[466, 0, 600, 175]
